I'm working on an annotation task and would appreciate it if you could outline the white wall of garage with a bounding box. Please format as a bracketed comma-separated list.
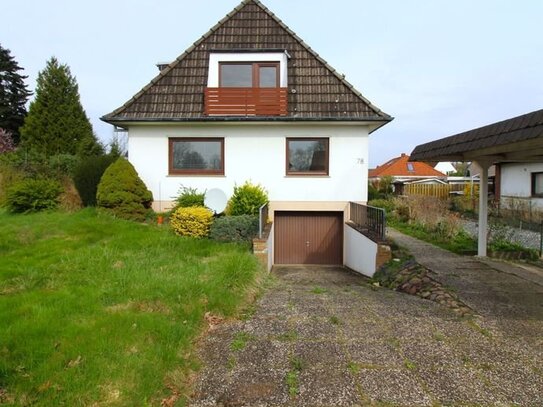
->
[344, 224, 377, 277]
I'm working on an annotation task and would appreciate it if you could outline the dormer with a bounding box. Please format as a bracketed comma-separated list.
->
[205, 50, 289, 117]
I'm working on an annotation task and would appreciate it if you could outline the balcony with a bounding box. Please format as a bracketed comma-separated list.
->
[205, 87, 288, 116]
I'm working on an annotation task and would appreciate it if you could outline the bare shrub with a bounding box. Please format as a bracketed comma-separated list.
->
[394, 196, 462, 239]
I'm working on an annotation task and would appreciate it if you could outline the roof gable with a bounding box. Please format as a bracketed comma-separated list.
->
[369, 154, 446, 178]
[102, 0, 391, 124]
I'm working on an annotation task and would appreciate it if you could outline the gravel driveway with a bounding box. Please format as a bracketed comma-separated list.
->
[189, 238, 543, 406]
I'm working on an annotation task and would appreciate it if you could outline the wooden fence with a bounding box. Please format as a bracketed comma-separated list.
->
[403, 183, 465, 198]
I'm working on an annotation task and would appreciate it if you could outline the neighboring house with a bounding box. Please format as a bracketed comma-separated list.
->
[369, 153, 445, 194]
[434, 161, 456, 175]
[497, 162, 543, 211]
[102, 0, 392, 269]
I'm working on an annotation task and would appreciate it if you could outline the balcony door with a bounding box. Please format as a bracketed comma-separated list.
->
[219, 62, 279, 88]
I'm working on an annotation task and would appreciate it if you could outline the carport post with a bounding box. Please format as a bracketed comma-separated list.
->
[477, 162, 490, 257]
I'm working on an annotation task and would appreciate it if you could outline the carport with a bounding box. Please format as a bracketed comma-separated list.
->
[410, 108, 543, 256]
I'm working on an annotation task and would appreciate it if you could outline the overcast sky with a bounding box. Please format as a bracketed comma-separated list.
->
[2, 0, 542, 166]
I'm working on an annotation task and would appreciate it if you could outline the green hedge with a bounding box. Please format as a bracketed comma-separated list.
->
[73, 155, 117, 206]
[210, 215, 259, 243]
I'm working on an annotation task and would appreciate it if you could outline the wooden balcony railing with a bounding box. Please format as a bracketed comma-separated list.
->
[205, 87, 288, 116]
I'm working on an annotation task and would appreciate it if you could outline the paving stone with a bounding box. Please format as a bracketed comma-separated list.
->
[243, 315, 291, 338]
[291, 316, 340, 340]
[297, 366, 361, 407]
[344, 340, 403, 368]
[235, 339, 290, 369]
[356, 368, 432, 406]
[417, 365, 506, 405]
[215, 366, 290, 407]
[293, 340, 349, 369]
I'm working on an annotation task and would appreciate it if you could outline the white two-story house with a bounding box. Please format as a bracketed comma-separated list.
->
[102, 0, 392, 270]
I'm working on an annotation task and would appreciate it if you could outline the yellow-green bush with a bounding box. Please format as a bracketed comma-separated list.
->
[170, 206, 213, 238]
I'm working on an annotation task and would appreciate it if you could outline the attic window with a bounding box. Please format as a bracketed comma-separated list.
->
[407, 163, 415, 172]
[220, 63, 279, 88]
[207, 52, 288, 87]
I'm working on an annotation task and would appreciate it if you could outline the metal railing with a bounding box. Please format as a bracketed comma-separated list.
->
[349, 202, 386, 241]
[258, 203, 269, 239]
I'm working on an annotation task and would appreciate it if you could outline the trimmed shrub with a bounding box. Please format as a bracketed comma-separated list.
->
[227, 181, 268, 216]
[210, 215, 259, 243]
[73, 155, 117, 206]
[172, 185, 205, 210]
[170, 206, 213, 238]
[6, 178, 62, 213]
[96, 158, 153, 221]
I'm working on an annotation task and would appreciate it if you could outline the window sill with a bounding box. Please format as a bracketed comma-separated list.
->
[167, 174, 226, 178]
[285, 174, 330, 178]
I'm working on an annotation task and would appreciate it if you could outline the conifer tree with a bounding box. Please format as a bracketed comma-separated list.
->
[20, 57, 103, 157]
[0, 44, 31, 145]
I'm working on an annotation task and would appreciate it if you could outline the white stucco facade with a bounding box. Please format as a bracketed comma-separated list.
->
[126, 122, 370, 211]
[500, 162, 543, 209]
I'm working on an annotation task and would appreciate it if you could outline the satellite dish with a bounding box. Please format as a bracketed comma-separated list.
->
[204, 188, 228, 214]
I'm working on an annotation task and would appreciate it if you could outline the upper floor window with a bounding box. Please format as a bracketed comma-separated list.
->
[286, 138, 329, 176]
[220, 62, 279, 88]
[169, 137, 224, 175]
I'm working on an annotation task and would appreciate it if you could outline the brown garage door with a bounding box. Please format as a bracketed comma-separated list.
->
[274, 211, 343, 265]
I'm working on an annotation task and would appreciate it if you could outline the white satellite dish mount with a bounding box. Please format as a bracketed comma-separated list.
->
[204, 188, 228, 214]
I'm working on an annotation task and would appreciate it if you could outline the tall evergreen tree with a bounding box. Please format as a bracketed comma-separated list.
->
[20, 57, 103, 157]
[0, 44, 31, 145]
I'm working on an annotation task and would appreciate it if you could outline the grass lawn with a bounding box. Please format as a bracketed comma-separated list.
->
[0, 209, 264, 405]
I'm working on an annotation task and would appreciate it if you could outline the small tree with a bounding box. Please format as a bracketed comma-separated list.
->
[378, 175, 394, 197]
[20, 57, 103, 157]
[96, 158, 153, 221]
[0, 44, 32, 145]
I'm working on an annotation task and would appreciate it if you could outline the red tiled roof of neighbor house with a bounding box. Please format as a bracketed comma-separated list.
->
[102, 0, 392, 125]
[369, 153, 446, 178]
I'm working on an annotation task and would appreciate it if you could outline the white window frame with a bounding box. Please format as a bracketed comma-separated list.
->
[207, 52, 288, 88]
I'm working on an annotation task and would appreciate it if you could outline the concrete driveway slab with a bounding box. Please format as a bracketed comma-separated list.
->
[189, 234, 543, 406]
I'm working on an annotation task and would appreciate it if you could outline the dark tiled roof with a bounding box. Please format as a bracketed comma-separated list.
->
[102, 0, 391, 124]
[411, 109, 543, 161]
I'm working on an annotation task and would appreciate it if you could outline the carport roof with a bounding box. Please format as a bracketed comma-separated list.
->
[410, 108, 543, 163]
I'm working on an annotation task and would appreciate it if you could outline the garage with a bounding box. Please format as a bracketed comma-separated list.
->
[274, 211, 343, 265]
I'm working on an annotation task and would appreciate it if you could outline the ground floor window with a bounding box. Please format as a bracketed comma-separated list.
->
[286, 138, 329, 176]
[169, 138, 224, 175]
[531, 172, 543, 197]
